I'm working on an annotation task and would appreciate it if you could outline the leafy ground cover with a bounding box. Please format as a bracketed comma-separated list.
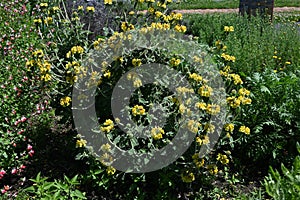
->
[169, 0, 300, 10]
[0, 0, 299, 199]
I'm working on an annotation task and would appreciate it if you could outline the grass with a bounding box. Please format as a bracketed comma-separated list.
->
[169, 0, 300, 10]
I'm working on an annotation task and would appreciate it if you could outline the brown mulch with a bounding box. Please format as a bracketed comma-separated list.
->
[174, 7, 300, 14]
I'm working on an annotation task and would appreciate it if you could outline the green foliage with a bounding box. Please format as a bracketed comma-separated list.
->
[170, 0, 300, 9]
[0, 0, 49, 193]
[23, 172, 86, 200]
[186, 12, 300, 172]
[264, 143, 300, 200]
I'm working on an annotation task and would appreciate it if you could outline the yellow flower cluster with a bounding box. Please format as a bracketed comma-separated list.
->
[224, 26, 234, 32]
[93, 38, 105, 48]
[176, 86, 194, 94]
[224, 123, 234, 133]
[132, 105, 146, 116]
[121, 22, 135, 32]
[104, 0, 113, 5]
[181, 170, 195, 183]
[187, 120, 201, 133]
[192, 153, 205, 168]
[229, 74, 243, 85]
[151, 126, 165, 140]
[239, 125, 250, 135]
[189, 73, 203, 82]
[65, 61, 87, 84]
[174, 24, 187, 33]
[195, 135, 209, 145]
[195, 102, 207, 110]
[29, 50, 52, 82]
[132, 58, 142, 67]
[198, 85, 213, 97]
[66, 46, 84, 58]
[127, 73, 143, 88]
[217, 153, 229, 165]
[207, 164, 218, 175]
[101, 143, 111, 152]
[60, 96, 72, 107]
[76, 139, 87, 148]
[206, 104, 221, 115]
[221, 53, 236, 62]
[170, 58, 181, 66]
[204, 123, 215, 133]
[40, 3, 48, 8]
[99, 153, 113, 166]
[101, 119, 114, 133]
[44, 17, 53, 25]
[86, 6, 95, 12]
[106, 166, 116, 175]
[150, 22, 170, 30]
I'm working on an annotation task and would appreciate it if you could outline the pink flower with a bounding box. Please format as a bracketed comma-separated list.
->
[27, 144, 32, 151]
[1, 189, 6, 194]
[0, 170, 6, 179]
[11, 168, 17, 174]
[21, 116, 27, 122]
[20, 165, 26, 170]
[28, 150, 34, 157]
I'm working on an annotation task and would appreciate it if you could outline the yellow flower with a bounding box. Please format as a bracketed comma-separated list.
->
[224, 123, 234, 133]
[217, 153, 229, 165]
[77, 6, 84, 11]
[133, 78, 142, 88]
[181, 170, 195, 183]
[106, 166, 116, 175]
[224, 26, 234, 32]
[44, 17, 53, 25]
[40, 3, 48, 8]
[285, 61, 291, 65]
[207, 164, 218, 175]
[195, 102, 207, 110]
[103, 70, 111, 78]
[192, 154, 205, 168]
[189, 73, 202, 82]
[198, 85, 213, 97]
[101, 143, 111, 152]
[60, 96, 72, 107]
[86, 6, 95, 12]
[148, 7, 155, 14]
[101, 119, 114, 133]
[32, 49, 44, 58]
[196, 135, 209, 145]
[238, 88, 250, 96]
[132, 105, 146, 116]
[129, 11, 135, 15]
[226, 96, 241, 108]
[76, 139, 87, 148]
[187, 120, 201, 133]
[52, 6, 60, 11]
[155, 11, 163, 18]
[239, 125, 250, 135]
[273, 55, 278, 59]
[100, 153, 113, 166]
[230, 74, 243, 85]
[174, 24, 187, 33]
[170, 58, 181, 66]
[151, 127, 165, 140]
[41, 74, 51, 82]
[104, 0, 113, 4]
[204, 123, 215, 133]
[206, 104, 220, 115]
[241, 97, 252, 105]
[132, 58, 142, 67]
